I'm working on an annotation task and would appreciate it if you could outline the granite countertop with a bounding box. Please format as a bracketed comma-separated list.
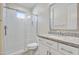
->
[37, 34, 79, 48]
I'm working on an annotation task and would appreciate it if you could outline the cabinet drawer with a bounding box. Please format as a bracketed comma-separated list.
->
[39, 38, 47, 45]
[35, 43, 49, 55]
[59, 43, 79, 55]
[45, 39, 58, 50]
[39, 38, 58, 50]
[50, 49, 63, 55]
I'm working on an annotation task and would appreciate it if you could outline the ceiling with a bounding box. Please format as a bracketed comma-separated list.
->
[14, 3, 37, 10]
[6, 3, 50, 11]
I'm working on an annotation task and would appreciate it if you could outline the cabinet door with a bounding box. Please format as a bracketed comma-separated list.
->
[43, 39, 58, 50]
[59, 43, 79, 55]
[50, 48, 63, 55]
[35, 43, 49, 55]
[35, 38, 49, 55]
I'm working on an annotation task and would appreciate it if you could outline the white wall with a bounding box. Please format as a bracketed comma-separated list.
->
[33, 4, 50, 35]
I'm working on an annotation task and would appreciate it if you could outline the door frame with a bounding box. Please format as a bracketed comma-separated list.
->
[0, 3, 4, 55]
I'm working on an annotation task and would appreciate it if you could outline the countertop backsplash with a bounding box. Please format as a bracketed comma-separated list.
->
[48, 31, 79, 38]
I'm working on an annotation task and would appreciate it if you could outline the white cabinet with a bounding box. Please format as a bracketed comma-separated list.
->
[50, 48, 63, 55]
[37, 37, 79, 55]
[43, 39, 58, 50]
[36, 38, 59, 55]
[35, 38, 51, 55]
[39, 44, 49, 55]
[59, 43, 79, 55]
[35, 42, 49, 55]
[39, 38, 58, 50]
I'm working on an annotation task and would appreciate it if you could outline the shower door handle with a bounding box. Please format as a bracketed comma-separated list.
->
[4, 25, 7, 36]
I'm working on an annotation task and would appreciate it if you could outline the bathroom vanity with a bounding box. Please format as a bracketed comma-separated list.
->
[35, 3, 79, 55]
[36, 34, 79, 55]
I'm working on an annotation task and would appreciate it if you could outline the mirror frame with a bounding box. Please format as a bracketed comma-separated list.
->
[49, 3, 79, 32]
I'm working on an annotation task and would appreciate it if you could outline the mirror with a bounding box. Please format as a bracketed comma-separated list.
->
[50, 3, 78, 31]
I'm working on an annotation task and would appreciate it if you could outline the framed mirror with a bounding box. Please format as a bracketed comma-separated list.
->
[49, 3, 79, 32]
